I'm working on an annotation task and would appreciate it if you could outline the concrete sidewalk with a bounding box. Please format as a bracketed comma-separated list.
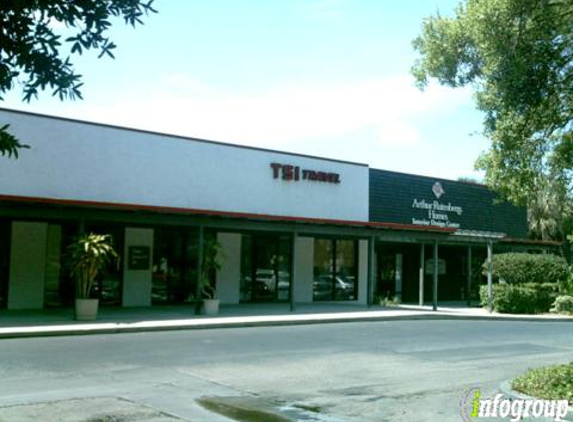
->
[0, 303, 571, 339]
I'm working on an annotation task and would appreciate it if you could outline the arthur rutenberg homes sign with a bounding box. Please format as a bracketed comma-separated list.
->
[411, 182, 463, 229]
[369, 169, 527, 237]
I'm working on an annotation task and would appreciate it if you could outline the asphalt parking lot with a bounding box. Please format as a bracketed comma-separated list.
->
[1, 318, 572, 421]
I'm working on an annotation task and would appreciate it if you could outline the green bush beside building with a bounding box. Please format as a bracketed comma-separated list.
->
[480, 253, 572, 314]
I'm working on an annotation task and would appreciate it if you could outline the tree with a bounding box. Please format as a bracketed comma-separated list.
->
[457, 176, 482, 184]
[0, 0, 157, 157]
[412, 0, 573, 206]
[527, 176, 569, 240]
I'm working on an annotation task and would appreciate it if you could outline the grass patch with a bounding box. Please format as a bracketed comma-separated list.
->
[512, 362, 573, 403]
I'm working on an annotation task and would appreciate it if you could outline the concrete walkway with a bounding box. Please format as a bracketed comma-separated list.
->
[0, 302, 571, 339]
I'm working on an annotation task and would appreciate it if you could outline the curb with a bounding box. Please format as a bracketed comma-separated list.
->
[0, 311, 572, 339]
[0, 312, 446, 339]
[499, 380, 572, 422]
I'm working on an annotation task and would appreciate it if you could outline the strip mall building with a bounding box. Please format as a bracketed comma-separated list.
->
[0, 108, 541, 310]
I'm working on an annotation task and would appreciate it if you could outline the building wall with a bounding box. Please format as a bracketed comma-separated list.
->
[294, 237, 314, 303]
[8, 222, 48, 309]
[358, 239, 369, 305]
[216, 232, 241, 304]
[0, 110, 369, 222]
[122, 227, 153, 307]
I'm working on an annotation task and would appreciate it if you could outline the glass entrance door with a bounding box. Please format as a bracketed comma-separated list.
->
[152, 227, 198, 305]
[241, 234, 291, 302]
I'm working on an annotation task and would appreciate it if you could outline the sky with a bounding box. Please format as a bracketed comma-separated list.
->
[2, 0, 487, 181]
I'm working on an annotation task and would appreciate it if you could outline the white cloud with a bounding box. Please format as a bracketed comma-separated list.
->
[52, 74, 472, 150]
[3, 74, 473, 155]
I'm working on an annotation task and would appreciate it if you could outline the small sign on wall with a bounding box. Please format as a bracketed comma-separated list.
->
[128, 246, 150, 270]
[425, 258, 447, 275]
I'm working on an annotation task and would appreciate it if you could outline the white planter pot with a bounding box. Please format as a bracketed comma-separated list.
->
[203, 299, 220, 316]
[75, 298, 99, 321]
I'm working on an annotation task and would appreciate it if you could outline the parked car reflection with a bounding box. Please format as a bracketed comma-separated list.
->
[242, 275, 273, 301]
[313, 275, 355, 300]
[254, 269, 291, 301]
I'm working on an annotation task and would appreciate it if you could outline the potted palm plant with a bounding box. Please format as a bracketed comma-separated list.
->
[68, 233, 117, 321]
[200, 239, 224, 316]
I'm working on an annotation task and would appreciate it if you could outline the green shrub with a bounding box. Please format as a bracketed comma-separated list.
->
[560, 273, 573, 294]
[551, 295, 573, 315]
[479, 283, 559, 314]
[512, 362, 573, 403]
[482, 253, 569, 285]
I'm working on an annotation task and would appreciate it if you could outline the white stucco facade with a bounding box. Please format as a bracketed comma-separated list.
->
[0, 109, 369, 222]
[216, 232, 242, 304]
[122, 227, 154, 307]
[0, 109, 377, 311]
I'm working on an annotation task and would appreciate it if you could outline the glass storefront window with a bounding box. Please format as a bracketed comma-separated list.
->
[240, 235, 253, 302]
[240, 234, 291, 303]
[46, 222, 123, 308]
[45, 222, 80, 308]
[334, 240, 357, 300]
[43, 224, 63, 308]
[152, 227, 198, 305]
[313, 239, 335, 301]
[313, 238, 357, 301]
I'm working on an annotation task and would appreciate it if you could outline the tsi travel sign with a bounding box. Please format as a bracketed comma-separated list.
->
[411, 182, 463, 229]
[270, 163, 341, 184]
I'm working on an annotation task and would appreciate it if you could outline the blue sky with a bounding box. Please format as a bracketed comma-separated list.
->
[2, 0, 487, 180]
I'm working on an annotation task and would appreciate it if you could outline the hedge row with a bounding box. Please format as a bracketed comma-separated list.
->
[482, 253, 569, 285]
[551, 295, 573, 314]
[479, 283, 559, 314]
[560, 273, 573, 295]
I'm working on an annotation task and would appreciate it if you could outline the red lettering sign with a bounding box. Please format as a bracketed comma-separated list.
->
[271, 163, 341, 184]
[270, 163, 282, 179]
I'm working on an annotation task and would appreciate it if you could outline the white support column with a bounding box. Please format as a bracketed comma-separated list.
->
[216, 232, 241, 304]
[293, 237, 314, 303]
[357, 240, 369, 305]
[290, 231, 298, 312]
[122, 227, 153, 307]
[367, 237, 375, 308]
[394, 253, 403, 302]
[487, 240, 493, 313]
[467, 246, 472, 306]
[432, 240, 438, 311]
[419, 244, 425, 306]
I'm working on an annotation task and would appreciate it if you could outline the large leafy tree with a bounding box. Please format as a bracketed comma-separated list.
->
[0, 0, 156, 158]
[527, 177, 570, 240]
[412, 0, 573, 207]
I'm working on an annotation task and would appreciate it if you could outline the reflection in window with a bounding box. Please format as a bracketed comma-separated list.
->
[152, 227, 198, 305]
[240, 234, 291, 303]
[313, 239, 357, 301]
